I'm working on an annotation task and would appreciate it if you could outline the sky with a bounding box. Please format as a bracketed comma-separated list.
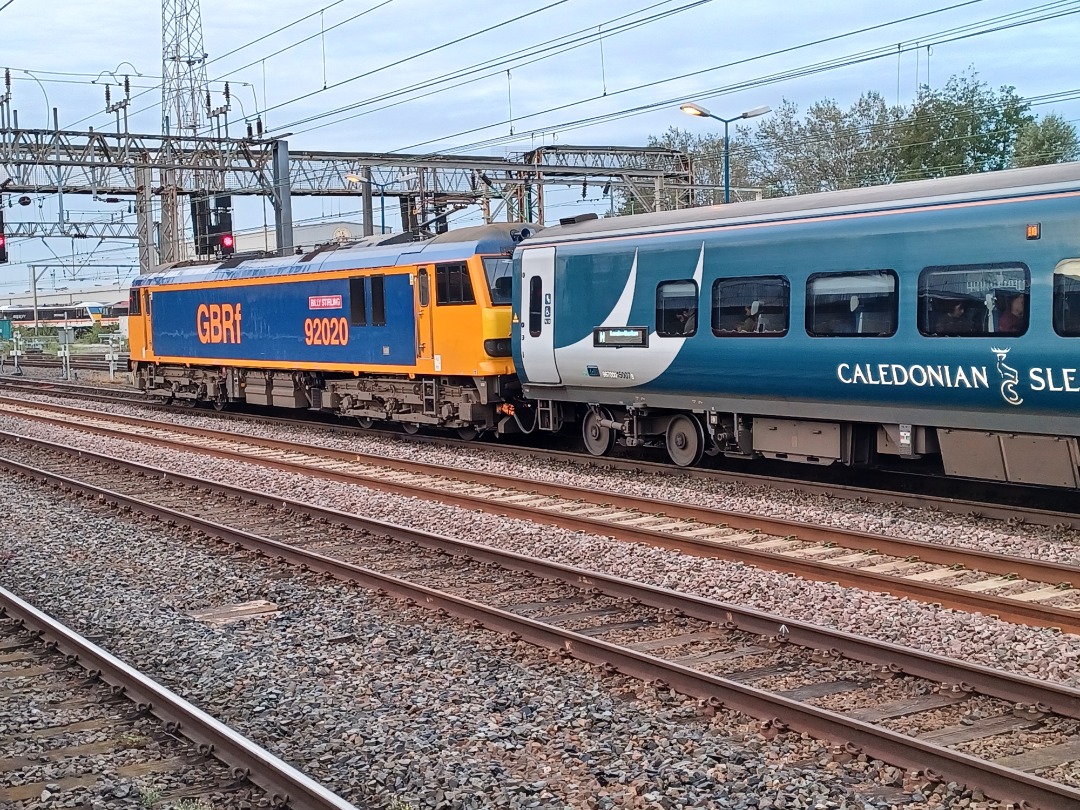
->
[1, 0, 1078, 296]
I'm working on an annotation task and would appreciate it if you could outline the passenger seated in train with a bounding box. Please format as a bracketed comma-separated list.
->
[738, 301, 761, 332]
[932, 300, 975, 335]
[676, 307, 697, 335]
[996, 293, 1025, 334]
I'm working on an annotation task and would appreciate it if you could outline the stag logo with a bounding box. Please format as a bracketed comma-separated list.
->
[990, 347, 1023, 406]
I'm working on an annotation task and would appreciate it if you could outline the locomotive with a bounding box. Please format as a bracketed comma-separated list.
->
[129, 161, 1080, 488]
[128, 226, 526, 439]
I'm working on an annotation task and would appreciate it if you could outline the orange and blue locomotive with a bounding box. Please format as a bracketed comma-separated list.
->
[128, 224, 528, 437]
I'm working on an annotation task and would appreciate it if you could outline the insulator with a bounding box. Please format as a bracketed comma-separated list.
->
[256, 117, 263, 136]
[104, 86, 111, 105]
[205, 91, 212, 114]
[223, 82, 230, 101]
[5, 68, 10, 91]
[246, 122, 253, 139]
[124, 75, 130, 96]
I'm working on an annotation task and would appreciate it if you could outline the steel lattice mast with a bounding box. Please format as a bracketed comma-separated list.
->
[161, 0, 208, 138]
[159, 0, 209, 262]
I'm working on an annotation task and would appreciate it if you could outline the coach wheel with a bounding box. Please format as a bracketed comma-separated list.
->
[582, 407, 615, 457]
[213, 390, 229, 411]
[356, 417, 375, 429]
[666, 414, 704, 467]
[456, 427, 479, 441]
[401, 423, 421, 435]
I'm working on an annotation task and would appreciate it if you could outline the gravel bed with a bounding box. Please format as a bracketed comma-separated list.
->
[1, 411, 1077, 693]
[5, 385, 1080, 572]
[0, 472, 986, 810]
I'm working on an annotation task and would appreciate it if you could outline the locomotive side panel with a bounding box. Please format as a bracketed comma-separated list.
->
[147, 273, 416, 368]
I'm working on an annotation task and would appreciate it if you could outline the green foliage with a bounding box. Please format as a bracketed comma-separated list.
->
[139, 786, 163, 809]
[620, 70, 1076, 210]
[1013, 113, 1080, 167]
[896, 71, 1033, 179]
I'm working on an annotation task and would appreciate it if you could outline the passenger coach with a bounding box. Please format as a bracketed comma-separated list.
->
[512, 163, 1080, 488]
[129, 224, 523, 436]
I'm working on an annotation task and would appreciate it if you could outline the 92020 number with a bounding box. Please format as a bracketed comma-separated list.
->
[304, 316, 349, 346]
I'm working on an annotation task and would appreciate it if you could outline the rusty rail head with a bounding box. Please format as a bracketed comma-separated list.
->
[0, 586, 359, 810]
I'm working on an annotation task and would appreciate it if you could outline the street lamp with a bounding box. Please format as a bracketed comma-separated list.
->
[344, 172, 419, 235]
[680, 102, 770, 204]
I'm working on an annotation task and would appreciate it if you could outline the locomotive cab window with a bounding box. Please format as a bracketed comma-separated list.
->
[656, 280, 698, 337]
[1053, 259, 1080, 336]
[129, 289, 142, 316]
[918, 264, 1029, 337]
[436, 263, 476, 305]
[712, 276, 789, 336]
[806, 270, 897, 337]
[483, 257, 513, 306]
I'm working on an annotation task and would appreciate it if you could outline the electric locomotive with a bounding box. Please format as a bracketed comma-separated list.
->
[512, 162, 1080, 488]
[128, 224, 530, 437]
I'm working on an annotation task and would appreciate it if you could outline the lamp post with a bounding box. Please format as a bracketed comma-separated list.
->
[344, 173, 418, 234]
[680, 102, 770, 204]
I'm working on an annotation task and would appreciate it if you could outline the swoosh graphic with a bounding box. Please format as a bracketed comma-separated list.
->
[555, 242, 704, 387]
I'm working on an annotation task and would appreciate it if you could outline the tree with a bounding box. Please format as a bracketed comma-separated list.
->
[896, 71, 1033, 179]
[743, 92, 904, 197]
[1012, 113, 1080, 167]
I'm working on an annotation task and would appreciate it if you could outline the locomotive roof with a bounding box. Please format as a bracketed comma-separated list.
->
[131, 222, 531, 288]
[531, 161, 1080, 244]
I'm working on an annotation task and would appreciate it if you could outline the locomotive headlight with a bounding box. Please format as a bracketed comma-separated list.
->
[484, 338, 512, 357]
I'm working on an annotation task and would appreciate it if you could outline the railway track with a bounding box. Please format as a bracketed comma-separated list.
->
[1, 395, 1079, 634]
[0, 587, 357, 809]
[3, 373, 1080, 528]
[2, 434, 1079, 808]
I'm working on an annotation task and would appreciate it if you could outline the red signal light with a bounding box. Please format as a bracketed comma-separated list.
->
[219, 232, 235, 256]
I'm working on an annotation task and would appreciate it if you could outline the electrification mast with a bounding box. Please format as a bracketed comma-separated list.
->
[160, 0, 209, 263]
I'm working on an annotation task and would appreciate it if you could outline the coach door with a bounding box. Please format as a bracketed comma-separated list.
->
[415, 267, 433, 362]
[519, 247, 560, 384]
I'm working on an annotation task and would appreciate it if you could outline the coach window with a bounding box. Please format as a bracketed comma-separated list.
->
[1053, 259, 1080, 336]
[528, 276, 543, 337]
[436, 263, 476, 305]
[806, 270, 897, 337]
[370, 275, 386, 326]
[656, 280, 699, 337]
[712, 276, 789, 336]
[349, 278, 367, 326]
[918, 264, 1029, 337]
[129, 289, 142, 316]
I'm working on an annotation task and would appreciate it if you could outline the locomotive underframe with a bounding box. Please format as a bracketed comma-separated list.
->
[134, 362, 512, 432]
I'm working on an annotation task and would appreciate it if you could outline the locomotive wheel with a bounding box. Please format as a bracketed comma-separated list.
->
[356, 417, 375, 429]
[582, 408, 615, 457]
[456, 427, 479, 441]
[665, 414, 704, 467]
[401, 423, 421, 435]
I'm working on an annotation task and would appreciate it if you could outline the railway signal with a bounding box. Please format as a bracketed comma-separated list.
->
[219, 232, 235, 256]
